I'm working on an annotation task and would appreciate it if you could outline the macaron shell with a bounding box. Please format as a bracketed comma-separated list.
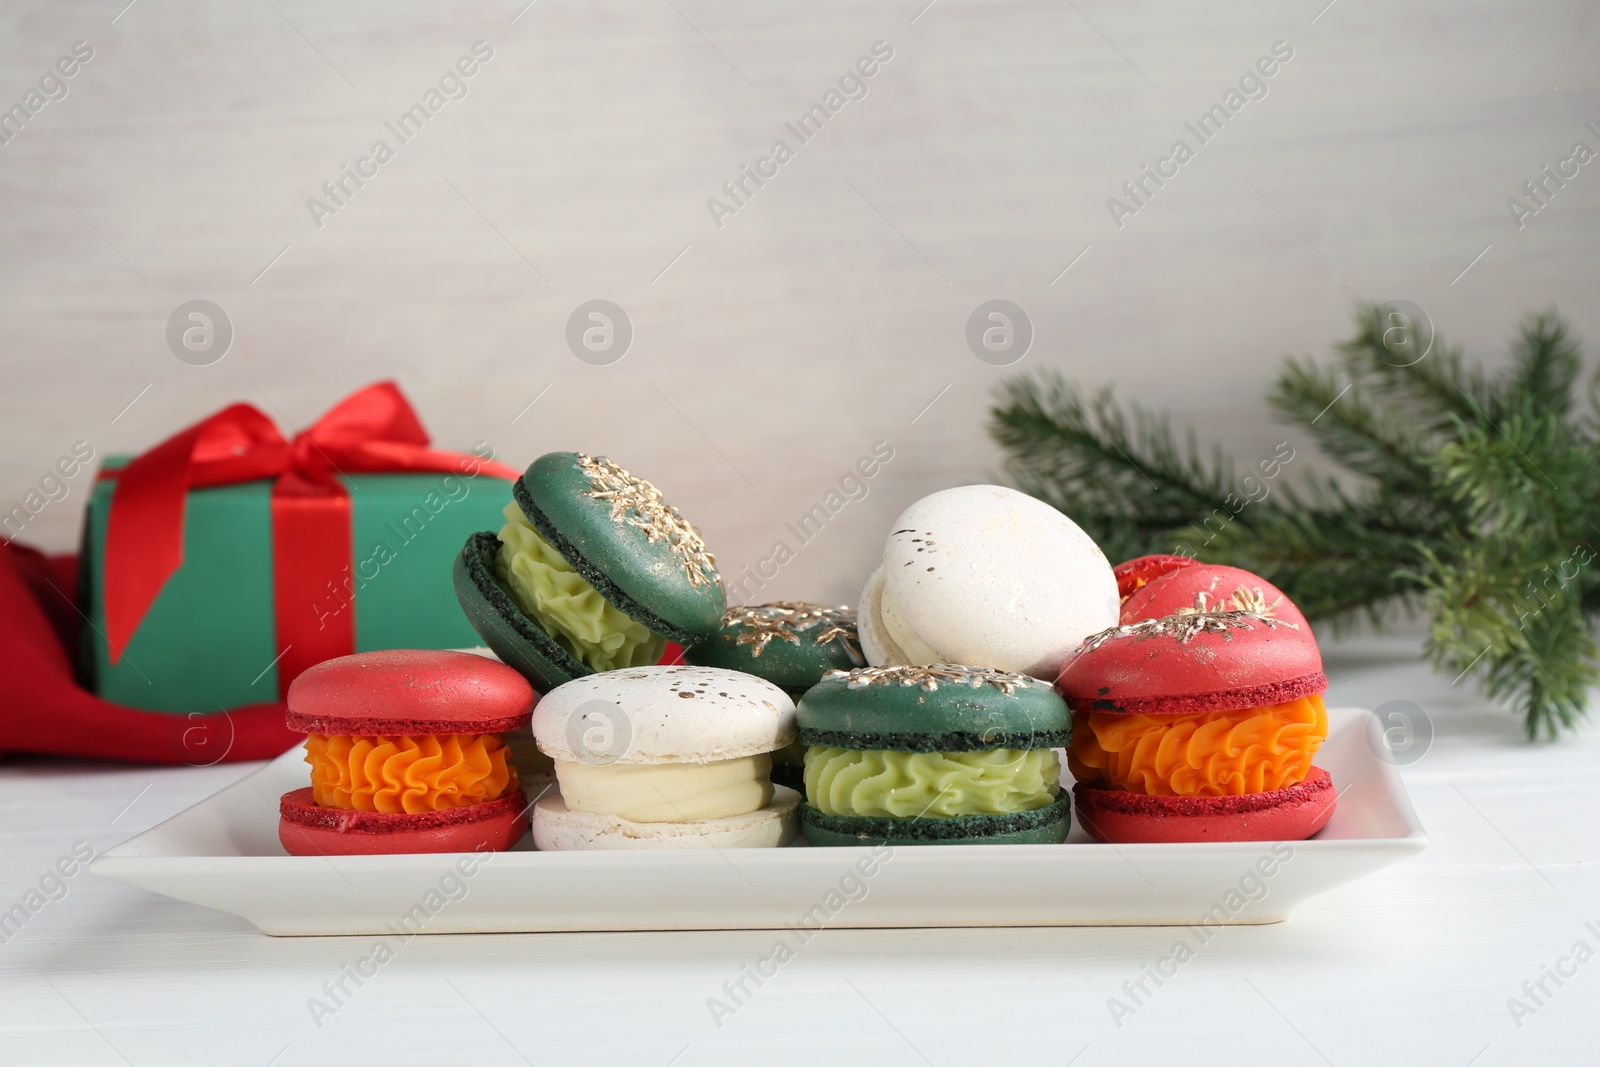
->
[531, 786, 799, 849]
[454, 530, 589, 693]
[799, 792, 1071, 846]
[855, 566, 899, 665]
[1114, 554, 1195, 600]
[285, 649, 535, 736]
[1120, 562, 1312, 634]
[1057, 616, 1326, 716]
[532, 664, 795, 764]
[797, 664, 1070, 752]
[1073, 767, 1336, 843]
[277, 787, 529, 855]
[517, 452, 726, 643]
[684, 603, 864, 690]
[875, 485, 1118, 678]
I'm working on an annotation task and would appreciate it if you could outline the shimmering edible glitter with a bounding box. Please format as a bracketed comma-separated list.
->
[822, 663, 1036, 695]
[724, 602, 863, 662]
[1172, 584, 1282, 618]
[1074, 608, 1295, 655]
[574, 452, 719, 589]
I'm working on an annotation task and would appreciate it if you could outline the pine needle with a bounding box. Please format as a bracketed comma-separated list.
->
[989, 304, 1596, 738]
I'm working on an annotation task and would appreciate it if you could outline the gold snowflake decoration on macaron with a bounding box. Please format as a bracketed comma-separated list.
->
[1076, 608, 1296, 654]
[575, 452, 720, 589]
[823, 663, 1037, 695]
[725, 602, 864, 662]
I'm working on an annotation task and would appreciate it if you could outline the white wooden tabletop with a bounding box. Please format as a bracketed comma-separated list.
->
[2, 628, 1596, 1067]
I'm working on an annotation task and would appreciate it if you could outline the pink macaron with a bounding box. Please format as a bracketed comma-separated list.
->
[1059, 606, 1334, 844]
[278, 650, 534, 856]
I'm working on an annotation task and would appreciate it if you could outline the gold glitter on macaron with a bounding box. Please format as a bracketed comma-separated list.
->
[823, 664, 1037, 695]
[575, 452, 720, 589]
[724, 602, 864, 662]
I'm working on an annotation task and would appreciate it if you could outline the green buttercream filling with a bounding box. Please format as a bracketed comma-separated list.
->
[803, 746, 1061, 818]
[494, 503, 665, 672]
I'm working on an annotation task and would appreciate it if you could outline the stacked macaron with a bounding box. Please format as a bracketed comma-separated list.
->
[530, 664, 800, 849]
[1058, 558, 1335, 843]
[685, 602, 864, 793]
[858, 484, 1118, 678]
[798, 664, 1073, 846]
[278, 650, 534, 855]
[455, 451, 725, 692]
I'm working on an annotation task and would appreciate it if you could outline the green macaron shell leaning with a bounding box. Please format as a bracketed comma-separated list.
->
[515, 452, 725, 643]
[796, 663, 1073, 846]
[454, 531, 589, 693]
[685, 603, 865, 693]
[454, 452, 725, 692]
[796, 664, 1071, 752]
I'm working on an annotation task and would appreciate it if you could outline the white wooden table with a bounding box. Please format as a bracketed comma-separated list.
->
[2, 629, 1596, 1066]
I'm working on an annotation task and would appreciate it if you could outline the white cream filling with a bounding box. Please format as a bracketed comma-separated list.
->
[878, 587, 943, 664]
[554, 754, 774, 823]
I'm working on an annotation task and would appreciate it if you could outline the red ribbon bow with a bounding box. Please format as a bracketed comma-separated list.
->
[103, 381, 517, 693]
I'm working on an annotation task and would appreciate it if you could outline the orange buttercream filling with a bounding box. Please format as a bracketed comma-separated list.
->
[1067, 694, 1327, 797]
[304, 733, 517, 813]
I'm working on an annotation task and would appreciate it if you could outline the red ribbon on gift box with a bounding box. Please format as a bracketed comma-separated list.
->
[101, 381, 518, 695]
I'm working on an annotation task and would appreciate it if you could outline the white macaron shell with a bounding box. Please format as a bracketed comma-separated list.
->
[532, 664, 796, 765]
[531, 787, 800, 850]
[875, 484, 1118, 678]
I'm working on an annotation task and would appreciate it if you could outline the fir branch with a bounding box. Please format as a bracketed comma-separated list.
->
[1429, 411, 1577, 536]
[1205, 504, 1426, 625]
[1421, 537, 1597, 740]
[1504, 598, 1596, 740]
[1268, 359, 1437, 500]
[1336, 303, 1488, 429]
[1505, 310, 1581, 421]
[990, 304, 1597, 739]
[990, 375, 1238, 560]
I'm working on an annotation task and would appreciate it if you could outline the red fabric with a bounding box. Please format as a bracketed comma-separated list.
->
[0, 541, 299, 765]
[101, 381, 520, 699]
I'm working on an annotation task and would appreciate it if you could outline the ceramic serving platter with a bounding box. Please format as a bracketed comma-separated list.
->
[92, 706, 1424, 935]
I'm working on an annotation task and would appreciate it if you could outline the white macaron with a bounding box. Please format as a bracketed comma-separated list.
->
[530, 664, 799, 850]
[858, 484, 1118, 678]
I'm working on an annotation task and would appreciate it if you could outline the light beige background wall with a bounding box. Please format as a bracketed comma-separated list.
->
[2, 0, 1596, 607]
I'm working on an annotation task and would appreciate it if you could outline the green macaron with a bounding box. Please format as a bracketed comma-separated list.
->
[685, 602, 865, 696]
[797, 664, 1072, 846]
[686, 602, 865, 795]
[454, 452, 726, 692]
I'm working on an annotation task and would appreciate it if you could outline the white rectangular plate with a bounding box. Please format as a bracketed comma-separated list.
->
[92, 706, 1424, 935]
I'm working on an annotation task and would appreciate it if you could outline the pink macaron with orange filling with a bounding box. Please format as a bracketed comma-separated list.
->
[278, 650, 534, 856]
[1058, 600, 1335, 844]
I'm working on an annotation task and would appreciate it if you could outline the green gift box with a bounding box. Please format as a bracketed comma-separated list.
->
[77, 384, 519, 713]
